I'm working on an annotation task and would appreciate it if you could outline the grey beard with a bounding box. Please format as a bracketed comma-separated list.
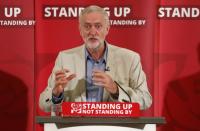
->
[86, 40, 103, 52]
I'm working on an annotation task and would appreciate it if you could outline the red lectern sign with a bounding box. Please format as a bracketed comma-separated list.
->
[62, 102, 140, 117]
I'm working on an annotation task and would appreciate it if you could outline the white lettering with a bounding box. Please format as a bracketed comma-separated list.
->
[44, 7, 51, 17]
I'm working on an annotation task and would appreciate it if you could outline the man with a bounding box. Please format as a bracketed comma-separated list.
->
[39, 5, 152, 112]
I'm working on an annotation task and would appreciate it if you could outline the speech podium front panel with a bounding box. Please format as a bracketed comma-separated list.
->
[36, 116, 165, 131]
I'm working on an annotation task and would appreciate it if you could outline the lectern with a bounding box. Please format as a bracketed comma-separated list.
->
[36, 116, 165, 131]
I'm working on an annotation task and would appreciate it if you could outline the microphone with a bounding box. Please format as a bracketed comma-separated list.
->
[105, 66, 110, 71]
[114, 81, 132, 103]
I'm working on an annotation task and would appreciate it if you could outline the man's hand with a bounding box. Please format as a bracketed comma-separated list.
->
[52, 69, 76, 97]
[92, 70, 118, 94]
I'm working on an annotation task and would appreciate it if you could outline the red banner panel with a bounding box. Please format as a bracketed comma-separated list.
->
[62, 102, 140, 117]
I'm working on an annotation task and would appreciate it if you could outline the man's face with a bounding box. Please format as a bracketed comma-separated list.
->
[79, 12, 110, 50]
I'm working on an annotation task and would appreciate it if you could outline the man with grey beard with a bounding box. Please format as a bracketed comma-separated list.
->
[39, 5, 152, 112]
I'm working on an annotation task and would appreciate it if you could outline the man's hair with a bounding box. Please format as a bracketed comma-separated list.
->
[79, 5, 110, 26]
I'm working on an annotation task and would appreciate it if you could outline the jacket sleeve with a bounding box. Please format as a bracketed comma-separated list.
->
[109, 54, 152, 110]
[39, 52, 63, 112]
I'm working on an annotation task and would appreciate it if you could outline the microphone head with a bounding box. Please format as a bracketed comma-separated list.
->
[105, 66, 110, 71]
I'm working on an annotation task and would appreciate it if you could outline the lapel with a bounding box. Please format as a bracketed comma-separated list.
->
[74, 45, 86, 102]
[103, 44, 117, 101]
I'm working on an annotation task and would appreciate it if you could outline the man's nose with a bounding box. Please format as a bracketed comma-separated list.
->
[89, 26, 97, 35]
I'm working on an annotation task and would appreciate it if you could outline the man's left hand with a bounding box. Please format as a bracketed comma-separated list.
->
[92, 70, 118, 94]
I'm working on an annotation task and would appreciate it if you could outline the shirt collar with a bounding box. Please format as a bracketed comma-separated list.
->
[85, 42, 108, 63]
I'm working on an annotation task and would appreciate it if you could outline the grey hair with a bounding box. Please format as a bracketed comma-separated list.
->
[79, 5, 110, 26]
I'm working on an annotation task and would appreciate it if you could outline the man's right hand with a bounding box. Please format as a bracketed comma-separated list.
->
[52, 69, 76, 97]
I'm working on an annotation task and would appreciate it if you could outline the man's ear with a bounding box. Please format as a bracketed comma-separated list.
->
[106, 25, 110, 35]
[79, 25, 82, 36]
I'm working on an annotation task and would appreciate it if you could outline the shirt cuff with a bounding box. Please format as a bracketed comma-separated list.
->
[52, 92, 64, 104]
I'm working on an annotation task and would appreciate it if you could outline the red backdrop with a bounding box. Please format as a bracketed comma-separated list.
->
[156, 0, 200, 130]
[0, 0, 200, 131]
[0, 0, 34, 130]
